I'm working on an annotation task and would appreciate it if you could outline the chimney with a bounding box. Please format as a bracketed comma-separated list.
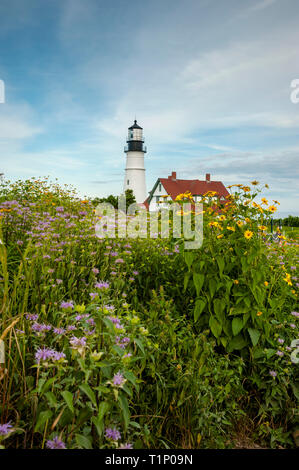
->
[170, 171, 177, 180]
[206, 173, 210, 182]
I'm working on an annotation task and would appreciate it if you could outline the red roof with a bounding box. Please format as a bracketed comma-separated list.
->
[159, 177, 229, 200]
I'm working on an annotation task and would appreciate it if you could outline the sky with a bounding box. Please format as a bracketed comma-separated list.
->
[0, 0, 298, 217]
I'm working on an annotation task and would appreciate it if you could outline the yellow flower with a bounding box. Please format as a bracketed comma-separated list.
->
[272, 199, 280, 205]
[257, 311, 263, 316]
[261, 198, 268, 205]
[264, 281, 269, 287]
[227, 226, 235, 232]
[217, 234, 224, 239]
[268, 205, 277, 213]
[242, 186, 251, 192]
[244, 230, 253, 239]
[251, 180, 259, 185]
[245, 217, 251, 223]
[237, 220, 243, 227]
[258, 225, 267, 231]
[233, 280, 239, 285]
[219, 215, 226, 221]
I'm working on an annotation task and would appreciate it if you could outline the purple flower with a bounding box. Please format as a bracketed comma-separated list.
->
[53, 327, 65, 335]
[26, 313, 39, 321]
[115, 258, 124, 264]
[35, 347, 65, 364]
[119, 443, 133, 449]
[290, 324, 296, 329]
[291, 311, 299, 317]
[276, 351, 284, 357]
[31, 323, 52, 333]
[46, 436, 66, 449]
[69, 336, 87, 349]
[112, 372, 126, 387]
[105, 427, 121, 441]
[67, 325, 76, 331]
[95, 281, 110, 290]
[16, 240, 23, 246]
[92, 268, 99, 274]
[269, 370, 277, 377]
[60, 301, 74, 309]
[278, 338, 284, 344]
[0, 422, 13, 436]
[132, 271, 139, 275]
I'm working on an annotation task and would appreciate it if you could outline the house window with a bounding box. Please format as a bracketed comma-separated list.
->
[127, 180, 129, 185]
[159, 183, 162, 192]
[156, 196, 160, 203]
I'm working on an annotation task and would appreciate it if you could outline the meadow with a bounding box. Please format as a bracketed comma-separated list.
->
[0, 177, 298, 449]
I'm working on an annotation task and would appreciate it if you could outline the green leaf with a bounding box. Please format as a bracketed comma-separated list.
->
[228, 334, 247, 351]
[184, 251, 195, 269]
[118, 394, 130, 430]
[194, 298, 206, 321]
[98, 401, 110, 421]
[209, 278, 217, 299]
[123, 370, 138, 390]
[209, 316, 222, 338]
[183, 273, 190, 292]
[75, 434, 92, 449]
[248, 328, 261, 347]
[134, 338, 145, 355]
[62, 391, 74, 414]
[193, 273, 205, 296]
[34, 410, 52, 433]
[216, 256, 225, 276]
[45, 391, 57, 408]
[79, 384, 97, 407]
[213, 298, 225, 321]
[232, 317, 243, 336]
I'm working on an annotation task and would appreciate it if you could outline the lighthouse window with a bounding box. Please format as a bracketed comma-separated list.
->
[127, 180, 129, 185]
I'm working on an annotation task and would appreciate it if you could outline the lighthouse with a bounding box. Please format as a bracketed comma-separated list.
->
[124, 120, 147, 204]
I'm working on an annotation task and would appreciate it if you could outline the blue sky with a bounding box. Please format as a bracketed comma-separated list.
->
[0, 0, 298, 216]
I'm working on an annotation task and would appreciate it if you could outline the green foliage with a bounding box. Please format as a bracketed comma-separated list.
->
[0, 177, 298, 449]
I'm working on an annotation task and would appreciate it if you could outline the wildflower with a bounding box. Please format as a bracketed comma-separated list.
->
[217, 234, 224, 239]
[237, 220, 243, 227]
[35, 347, 65, 364]
[70, 336, 87, 349]
[92, 268, 99, 274]
[268, 205, 277, 213]
[291, 311, 299, 317]
[251, 180, 259, 185]
[244, 230, 253, 240]
[60, 301, 74, 310]
[227, 226, 235, 232]
[105, 428, 121, 441]
[119, 443, 133, 449]
[269, 370, 277, 378]
[53, 327, 65, 335]
[261, 198, 268, 205]
[278, 338, 284, 344]
[257, 311, 263, 316]
[46, 436, 66, 449]
[0, 422, 13, 436]
[233, 280, 239, 285]
[95, 281, 109, 289]
[276, 351, 284, 357]
[290, 323, 296, 329]
[26, 313, 39, 321]
[258, 225, 267, 231]
[112, 372, 126, 387]
[264, 281, 269, 287]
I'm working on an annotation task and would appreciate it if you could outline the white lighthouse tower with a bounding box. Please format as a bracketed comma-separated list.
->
[124, 120, 147, 204]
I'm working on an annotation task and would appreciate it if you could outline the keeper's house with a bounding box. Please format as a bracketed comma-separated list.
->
[144, 172, 229, 211]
